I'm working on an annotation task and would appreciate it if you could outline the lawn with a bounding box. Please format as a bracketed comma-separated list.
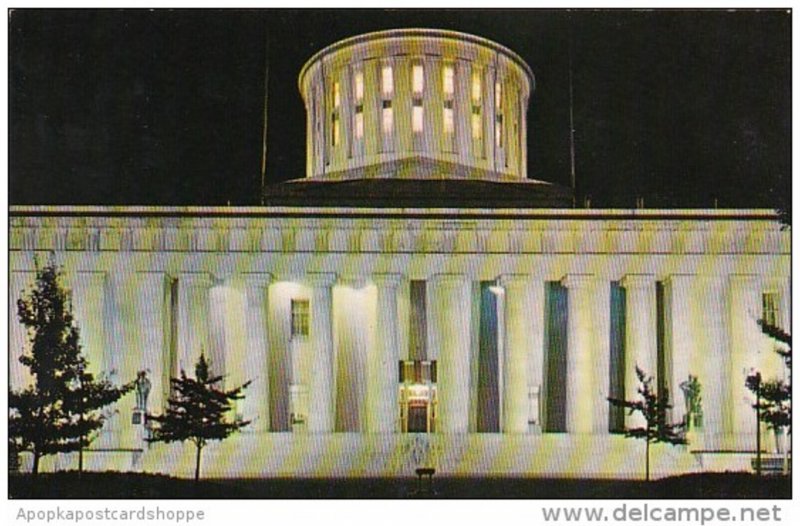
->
[8, 471, 791, 499]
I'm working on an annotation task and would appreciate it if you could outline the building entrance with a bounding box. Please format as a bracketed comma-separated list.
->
[399, 360, 437, 433]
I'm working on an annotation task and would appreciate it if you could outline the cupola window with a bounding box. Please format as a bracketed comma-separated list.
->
[471, 70, 483, 145]
[381, 65, 394, 135]
[442, 64, 455, 141]
[412, 63, 424, 133]
[494, 80, 503, 149]
[331, 81, 341, 147]
[353, 71, 364, 140]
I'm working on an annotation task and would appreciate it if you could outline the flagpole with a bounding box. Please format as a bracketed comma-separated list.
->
[568, 11, 577, 208]
[260, 31, 270, 206]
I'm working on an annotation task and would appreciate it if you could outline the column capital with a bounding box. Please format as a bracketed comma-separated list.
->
[271, 272, 302, 283]
[429, 273, 470, 285]
[663, 273, 695, 286]
[73, 270, 107, 281]
[620, 274, 656, 289]
[728, 274, 761, 286]
[68, 270, 107, 290]
[561, 274, 595, 289]
[306, 272, 337, 288]
[695, 275, 728, 286]
[135, 270, 170, 278]
[372, 273, 403, 288]
[499, 273, 538, 287]
[178, 272, 214, 289]
[338, 275, 369, 289]
[242, 272, 273, 288]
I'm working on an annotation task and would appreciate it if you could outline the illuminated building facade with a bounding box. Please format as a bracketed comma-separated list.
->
[8, 30, 790, 478]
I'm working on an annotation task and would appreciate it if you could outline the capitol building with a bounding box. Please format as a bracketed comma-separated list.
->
[9, 29, 790, 478]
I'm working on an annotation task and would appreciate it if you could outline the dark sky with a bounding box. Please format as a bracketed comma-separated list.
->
[8, 9, 791, 208]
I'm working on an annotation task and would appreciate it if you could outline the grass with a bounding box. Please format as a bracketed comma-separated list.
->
[8, 471, 791, 499]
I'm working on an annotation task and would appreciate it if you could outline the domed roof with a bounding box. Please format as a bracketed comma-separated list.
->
[271, 28, 573, 208]
[298, 28, 534, 93]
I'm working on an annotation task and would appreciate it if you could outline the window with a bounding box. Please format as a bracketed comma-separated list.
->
[412, 106, 424, 133]
[412, 64, 424, 95]
[443, 107, 454, 135]
[472, 113, 482, 141]
[353, 71, 364, 140]
[381, 65, 393, 97]
[381, 65, 394, 136]
[495, 80, 503, 148]
[442, 64, 455, 138]
[472, 71, 482, 104]
[471, 70, 483, 141]
[354, 71, 364, 101]
[354, 113, 364, 140]
[331, 81, 340, 147]
[442, 65, 454, 96]
[332, 114, 340, 146]
[382, 104, 394, 134]
[291, 299, 310, 338]
[412, 63, 424, 134]
[762, 292, 779, 327]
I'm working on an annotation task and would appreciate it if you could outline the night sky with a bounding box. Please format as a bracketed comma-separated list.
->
[8, 9, 791, 208]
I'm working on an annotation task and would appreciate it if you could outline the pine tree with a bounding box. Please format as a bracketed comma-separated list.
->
[608, 367, 687, 481]
[745, 319, 791, 473]
[147, 353, 250, 481]
[9, 259, 132, 475]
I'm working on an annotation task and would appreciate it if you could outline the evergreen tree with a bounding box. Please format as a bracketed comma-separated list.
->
[745, 319, 791, 473]
[608, 367, 687, 481]
[9, 259, 131, 475]
[147, 353, 250, 481]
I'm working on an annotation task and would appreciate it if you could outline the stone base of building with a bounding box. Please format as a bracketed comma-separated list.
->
[16, 433, 761, 480]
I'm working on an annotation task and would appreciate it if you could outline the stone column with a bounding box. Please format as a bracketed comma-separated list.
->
[500, 274, 545, 433]
[366, 273, 402, 433]
[728, 274, 761, 449]
[243, 273, 273, 432]
[664, 274, 695, 427]
[425, 56, 442, 153]
[454, 60, 471, 156]
[593, 280, 612, 433]
[776, 276, 791, 338]
[70, 271, 107, 374]
[364, 58, 380, 157]
[135, 272, 170, 413]
[306, 273, 336, 433]
[429, 274, 472, 433]
[99, 271, 129, 447]
[519, 90, 528, 177]
[621, 274, 658, 429]
[562, 275, 609, 434]
[176, 272, 213, 377]
[697, 276, 729, 451]
[485, 65, 496, 169]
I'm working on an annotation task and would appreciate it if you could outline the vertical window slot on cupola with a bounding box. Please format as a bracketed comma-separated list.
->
[471, 69, 483, 158]
[353, 71, 364, 141]
[495, 80, 503, 150]
[412, 63, 424, 133]
[442, 64, 455, 152]
[381, 64, 394, 151]
[332, 81, 341, 149]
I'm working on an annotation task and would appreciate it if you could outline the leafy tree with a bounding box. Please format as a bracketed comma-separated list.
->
[147, 353, 250, 481]
[9, 259, 131, 475]
[608, 367, 687, 481]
